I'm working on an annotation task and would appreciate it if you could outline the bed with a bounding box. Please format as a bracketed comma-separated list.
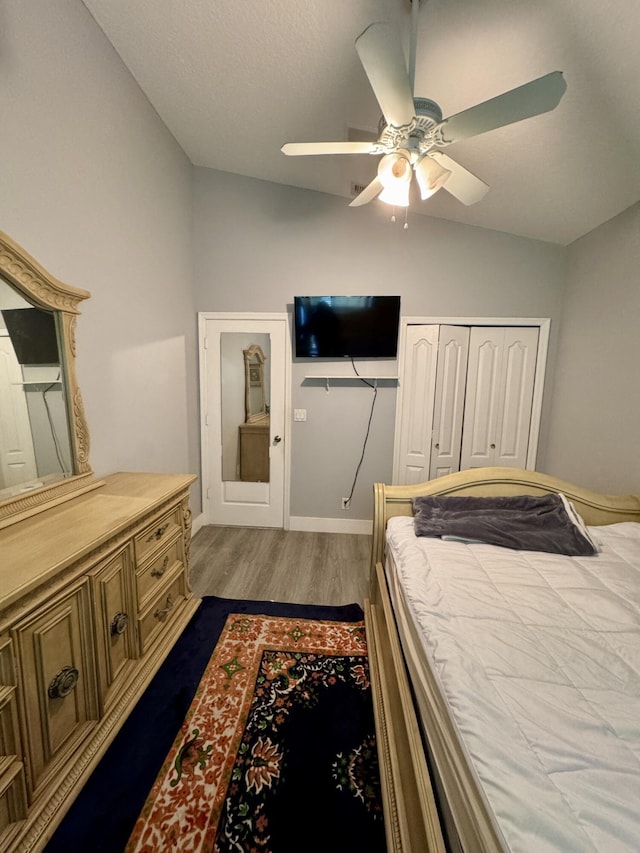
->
[363, 467, 640, 853]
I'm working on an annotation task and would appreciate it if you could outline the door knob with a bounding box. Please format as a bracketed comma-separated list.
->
[273, 435, 282, 444]
[490, 443, 496, 449]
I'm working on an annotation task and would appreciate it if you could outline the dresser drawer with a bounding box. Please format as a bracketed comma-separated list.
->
[89, 546, 137, 711]
[137, 570, 187, 656]
[0, 638, 20, 763]
[0, 688, 21, 762]
[136, 534, 184, 606]
[0, 760, 28, 843]
[13, 582, 98, 796]
[134, 507, 183, 565]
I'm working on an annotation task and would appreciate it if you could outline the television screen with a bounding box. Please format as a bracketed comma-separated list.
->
[294, 295, 400, 358]
[1, 307, 60, 365]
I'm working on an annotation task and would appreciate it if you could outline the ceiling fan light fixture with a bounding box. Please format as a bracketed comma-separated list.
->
[415, 155, 452, 200]
[377, 151, 412, 207]
[379, 183, 411, 207]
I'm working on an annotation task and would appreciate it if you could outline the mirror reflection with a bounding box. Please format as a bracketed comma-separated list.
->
[221, 333, 270, 483]
[0, 278, 72, 499]
[244, 344, 267, 423]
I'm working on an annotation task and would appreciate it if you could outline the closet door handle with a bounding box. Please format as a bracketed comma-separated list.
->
[273, 435, 282, 444]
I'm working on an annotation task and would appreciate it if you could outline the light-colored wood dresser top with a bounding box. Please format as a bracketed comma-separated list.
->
[0, 472, 195, 615]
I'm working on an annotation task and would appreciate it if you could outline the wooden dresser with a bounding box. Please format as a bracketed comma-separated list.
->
[0, 472, 199, 852]
[239, 417, 270, 482]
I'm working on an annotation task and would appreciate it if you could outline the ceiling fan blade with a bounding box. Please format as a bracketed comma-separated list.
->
[349, 177, 383, 207]
[437, 71, 567, 145]
[430, 152, 490, 206]
[355, 23, 416, 128]
[281, 141, 377, 156]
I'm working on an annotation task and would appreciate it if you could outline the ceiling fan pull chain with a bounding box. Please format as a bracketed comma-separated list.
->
[404, 208, 409, 231]
[390, 206, 396, 223]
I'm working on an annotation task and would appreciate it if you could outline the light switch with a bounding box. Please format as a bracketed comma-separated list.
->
[294, 409, 307, 422]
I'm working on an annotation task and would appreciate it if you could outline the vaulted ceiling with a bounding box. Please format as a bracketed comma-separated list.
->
[82, 0, 639, 245]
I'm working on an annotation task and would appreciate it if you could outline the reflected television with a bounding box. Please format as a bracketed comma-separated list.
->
[293, 295, 400, 358]
[1, 307, 59, 366]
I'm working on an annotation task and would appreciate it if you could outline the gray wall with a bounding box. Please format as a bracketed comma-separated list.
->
[3, 2, 636, 526]
[193, 168, 567, 519]
[542, 202, 640, 493]
[1, 1, 199, 504]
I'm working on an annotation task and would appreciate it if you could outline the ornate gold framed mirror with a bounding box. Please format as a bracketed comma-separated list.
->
[0, 230, 97, 528]
[243, 344, 267, 423]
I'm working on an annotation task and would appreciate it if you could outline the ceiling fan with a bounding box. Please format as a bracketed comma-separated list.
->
[281, 0, 566, 209]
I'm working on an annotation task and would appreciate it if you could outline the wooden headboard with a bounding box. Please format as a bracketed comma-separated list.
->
[371, 467, 640, 570]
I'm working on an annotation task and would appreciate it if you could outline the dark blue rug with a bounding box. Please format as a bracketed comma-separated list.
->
[44, 596, 383, 853]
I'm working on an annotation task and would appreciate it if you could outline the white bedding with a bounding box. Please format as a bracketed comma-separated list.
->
[385, 516, 640, 852]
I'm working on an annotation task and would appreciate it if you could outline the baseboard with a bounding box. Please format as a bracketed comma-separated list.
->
[191, 513, 372, 536]
[191, 512, 205, 537]
[288, 516, 372, 535]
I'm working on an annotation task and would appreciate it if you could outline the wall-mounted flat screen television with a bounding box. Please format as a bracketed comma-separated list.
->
[1, 307, 60, 365]
[293, 295, 400, 358]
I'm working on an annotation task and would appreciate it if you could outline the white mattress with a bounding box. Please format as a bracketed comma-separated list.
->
[386, 516, 640, 853]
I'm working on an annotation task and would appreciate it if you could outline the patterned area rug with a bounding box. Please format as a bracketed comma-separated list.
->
[44, 597, 385, 853]
[127, 613, 384, 852]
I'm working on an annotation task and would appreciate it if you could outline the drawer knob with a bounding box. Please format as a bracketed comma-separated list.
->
[153, 594, 174, 622]
[48, 666, 79, 699]
[110, 611, 130, 636]
[146, 523, 169, 543]
[151, 555, 170, 579]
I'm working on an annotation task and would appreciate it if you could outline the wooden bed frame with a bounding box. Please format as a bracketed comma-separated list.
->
[363, 467, 640, 853]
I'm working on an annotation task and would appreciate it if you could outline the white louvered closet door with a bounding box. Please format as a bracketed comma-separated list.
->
[395, 324, 439, 484]
[429, 325, 470, 479]
[459, 326, 539, 469]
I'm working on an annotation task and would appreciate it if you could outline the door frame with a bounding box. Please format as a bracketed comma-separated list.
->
[198, 312, 292, 528]
[392, 316, 550, 482]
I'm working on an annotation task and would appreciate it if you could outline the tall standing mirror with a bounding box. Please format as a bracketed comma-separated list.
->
[0, 231, 95, 528]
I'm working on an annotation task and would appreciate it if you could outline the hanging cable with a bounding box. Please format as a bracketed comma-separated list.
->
[42, 374, 69, 473]
[343, 358, 377, 506]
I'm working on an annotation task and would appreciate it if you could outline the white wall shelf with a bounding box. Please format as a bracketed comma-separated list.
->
[304, 375, 398, 380]
[303, 375, 399, 391]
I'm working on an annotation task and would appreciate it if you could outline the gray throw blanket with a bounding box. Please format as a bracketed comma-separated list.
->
[412, 493, 597, 556]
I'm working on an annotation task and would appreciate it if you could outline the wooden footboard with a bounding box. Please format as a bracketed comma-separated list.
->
[365, 563, 446, 853]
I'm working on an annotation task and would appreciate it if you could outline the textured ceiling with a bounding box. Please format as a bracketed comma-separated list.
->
[81, 0, 639, 245]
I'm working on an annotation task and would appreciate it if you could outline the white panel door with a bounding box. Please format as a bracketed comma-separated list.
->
[200, 315, 289, 528]
[495, 327, 539, 466]
[0, 333, 37, 489]
[395, 325, 439, 484]
[429, 326, 470, 479]
[460, 327, 538, 469]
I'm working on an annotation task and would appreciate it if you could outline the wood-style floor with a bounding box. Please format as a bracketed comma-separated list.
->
[189, 525, 373, 606]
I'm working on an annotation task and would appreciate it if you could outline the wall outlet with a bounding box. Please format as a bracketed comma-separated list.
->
[341, 497, 351, 510]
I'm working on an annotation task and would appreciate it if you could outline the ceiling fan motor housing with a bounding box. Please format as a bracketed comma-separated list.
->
[413, 98, 443, 123]
[378, 96, 443, 151]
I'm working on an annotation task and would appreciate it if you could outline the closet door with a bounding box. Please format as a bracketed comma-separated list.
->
[429, 326, 470, 479]
[460, 327, 538, 469]
[395, 325, 439, 484]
